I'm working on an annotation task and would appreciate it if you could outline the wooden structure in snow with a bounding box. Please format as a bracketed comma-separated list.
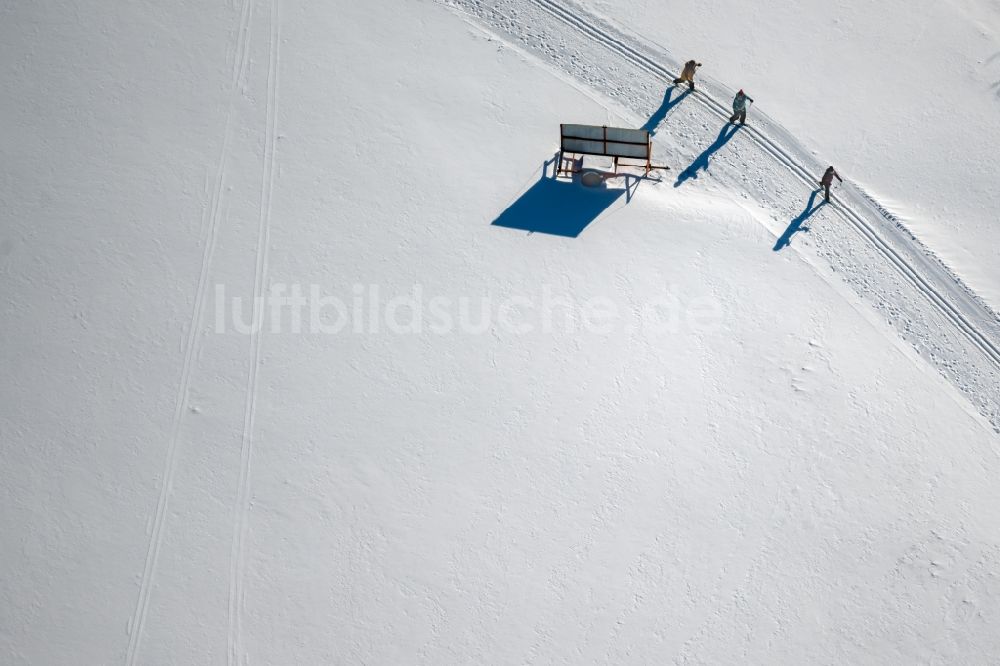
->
[558, 124, 668, 177]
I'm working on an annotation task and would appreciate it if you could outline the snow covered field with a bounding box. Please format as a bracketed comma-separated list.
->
[588, 0, 1000, 307]
[2, 0, 1000, 663]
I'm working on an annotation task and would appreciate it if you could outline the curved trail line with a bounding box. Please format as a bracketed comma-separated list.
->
[441, 0, 1000, 432]
[227, 0, 281, 663]
[529, 0, 1000, 371]
[125, 1, 254, 663]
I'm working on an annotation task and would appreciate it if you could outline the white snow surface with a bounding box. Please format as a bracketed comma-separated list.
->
[2, 0, 1000, 664]
[589, 0, 1000, 308]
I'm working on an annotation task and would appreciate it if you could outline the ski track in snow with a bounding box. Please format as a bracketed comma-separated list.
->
[228, 0, 280, 663]
[125, 1, 255, 663]
[440, 0, 1000, 433]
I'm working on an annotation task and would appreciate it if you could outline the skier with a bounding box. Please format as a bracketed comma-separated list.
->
[673, 60, 702, 91]
[820, 166, 843, 203]
[729, 89, 754, 125]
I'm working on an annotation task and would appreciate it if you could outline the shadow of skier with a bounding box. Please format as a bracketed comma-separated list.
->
[674, 123, 741, 187]
[774, 189, 825, 251]
[642, 86, 691, 135]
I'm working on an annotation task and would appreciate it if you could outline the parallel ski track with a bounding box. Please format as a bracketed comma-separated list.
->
[524, 0, 1000, 371]
[125, 0, 254, 663]
[228, 0, 280, 663]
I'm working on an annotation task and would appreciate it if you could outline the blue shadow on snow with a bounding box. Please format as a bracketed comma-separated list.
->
[773, 189, 826, 251]
[491, 157, 627, 238]
[642, 86, 691, 135]
[674, 123, 741, 187]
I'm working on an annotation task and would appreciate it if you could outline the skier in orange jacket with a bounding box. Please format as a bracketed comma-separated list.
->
[673, 60, 702, 90]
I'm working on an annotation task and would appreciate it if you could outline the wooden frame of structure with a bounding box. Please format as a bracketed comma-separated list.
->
[557, 124, 669, 177]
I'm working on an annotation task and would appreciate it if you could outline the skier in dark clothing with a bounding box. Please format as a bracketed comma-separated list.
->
[673, 60, 702, 90]
[820, 166, 843, 203]
[729, 89, 754, 125]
